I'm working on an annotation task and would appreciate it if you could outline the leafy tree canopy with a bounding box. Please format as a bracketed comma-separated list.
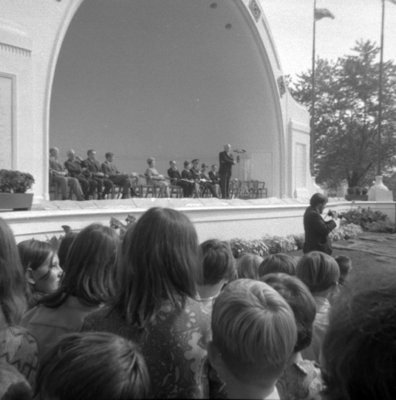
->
[290, 40, 396, 188]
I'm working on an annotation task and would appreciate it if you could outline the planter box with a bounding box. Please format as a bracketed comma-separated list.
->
[345, 194, 368, 201]
[0, 193, 33, 211]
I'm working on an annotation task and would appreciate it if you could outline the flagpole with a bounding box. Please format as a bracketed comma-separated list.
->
[377, 0, 385, 175]
[310, 0, 317, 177]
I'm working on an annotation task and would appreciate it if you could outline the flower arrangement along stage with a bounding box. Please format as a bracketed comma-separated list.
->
[0, 169, 35, 211]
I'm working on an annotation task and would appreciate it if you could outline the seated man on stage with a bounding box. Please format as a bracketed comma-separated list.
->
[167, 160, 194, 197]
[65, 149, 97, 200]
[209, 164, 220, 185]
[200, 163, 219, 198]
[145, 157, 170, 197]
[102, 152, 137, 199]
[181, 160, 200, 197]
[49, 147, 84, 201]
[82, 149, 113, 199]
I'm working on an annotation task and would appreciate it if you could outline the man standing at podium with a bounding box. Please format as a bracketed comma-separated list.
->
[218, 144, 235, 199]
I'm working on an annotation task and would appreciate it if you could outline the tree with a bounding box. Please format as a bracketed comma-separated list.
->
[290, 40, 396, 188]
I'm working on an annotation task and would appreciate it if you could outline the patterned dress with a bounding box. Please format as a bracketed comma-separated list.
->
[82, 297, 211, 399]
[0, 325, 38, 389]
[276, 353, 323, 400]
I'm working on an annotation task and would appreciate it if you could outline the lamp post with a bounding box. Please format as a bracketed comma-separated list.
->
[310, 0, 317, 177]
[377, 0, 385, 175]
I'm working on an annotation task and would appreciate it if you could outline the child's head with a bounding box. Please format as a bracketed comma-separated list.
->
[236, 253, 263, 279]
[210, 279, 297, 391]
[199, 239, 236, 286]
[36, 332, 150, 400]
[335, 255, 352, 285]
[260, 273, 316, 353]
[322, 277, 396, 400]
[116, 207, 200, 327]
[296, 251, 340, 295]
[258, 254, 297, 277]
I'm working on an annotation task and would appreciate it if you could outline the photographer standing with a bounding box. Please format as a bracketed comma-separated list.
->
[303, 193, 337, 255]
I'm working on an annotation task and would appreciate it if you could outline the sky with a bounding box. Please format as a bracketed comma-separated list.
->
[263, 0, 396, 78]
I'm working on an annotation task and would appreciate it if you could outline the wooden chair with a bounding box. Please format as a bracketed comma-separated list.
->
[170, 185, 183, 198]
[138, 174, 158, 198]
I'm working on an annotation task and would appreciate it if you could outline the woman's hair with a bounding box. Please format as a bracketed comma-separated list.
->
[322, 279, 396, 400]
[18, 240, 55, 272]
[40, 223, 119, 308]
[296, 251, 339, 294]
[57, 232, 77, 271]
[236, 253, 263, 279]
[200, 239, 236, 285]
[114, 207, 200, 327]
[36, 332, 150, 400]
[258, 254, 297, 277]
[260, 273, 316, 353]
[309, 193, 328, 207]
[0, 218, 27, 324]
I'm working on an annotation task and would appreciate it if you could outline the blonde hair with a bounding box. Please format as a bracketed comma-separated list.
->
[212, 279, 297, 386]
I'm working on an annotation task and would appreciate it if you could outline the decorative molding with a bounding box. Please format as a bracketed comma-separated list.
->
[0, 42, 31, 57]
[249, 0, 262, 23]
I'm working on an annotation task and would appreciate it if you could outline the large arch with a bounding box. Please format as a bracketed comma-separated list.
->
[0, 0, 311, 201]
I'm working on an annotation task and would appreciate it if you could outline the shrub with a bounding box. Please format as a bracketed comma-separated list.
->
[339, 207, 395, 233]
[0, 169, 35, 193]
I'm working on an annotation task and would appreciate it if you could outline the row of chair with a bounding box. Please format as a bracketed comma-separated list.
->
[49, 178, 267, 200]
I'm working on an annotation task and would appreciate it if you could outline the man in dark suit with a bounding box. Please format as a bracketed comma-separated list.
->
[218, 144, 235, 199]
[82, 149, 113, 199]
[303, 193, 337, 255]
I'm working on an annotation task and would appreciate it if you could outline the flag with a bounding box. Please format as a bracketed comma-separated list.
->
[314, 8, 335, 20]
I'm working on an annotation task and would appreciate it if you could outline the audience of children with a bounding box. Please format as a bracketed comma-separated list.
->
[259, 253, 297, 277]
[261, 273, 323, 400]
[22, 223, 119, 359]
[236, 253, 263, 279]
[82, 207, 212, 398]
[296, 251, 340, 364]
[1, 210, 395, 399]
[17, 239, 63, 308]
[209, 279, 297, 399]
[36, 332, 150, 400]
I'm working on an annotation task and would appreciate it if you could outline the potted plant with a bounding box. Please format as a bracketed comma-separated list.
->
[0, 169, 35, 211]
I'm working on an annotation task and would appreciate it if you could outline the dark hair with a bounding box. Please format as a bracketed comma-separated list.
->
[260, 273, 316, 353]
[57, 232, 77, 271]
[199, 239, 236, 285]
[18, 240, 54, 272]
[236, 253, 263, 279]
[322, 281, 396, 400]
[36, 332, 150, 400]
[40, 223, 119, 308]
[114, 207, 200, 327]
[296, 251, 339, 294]
[0, 218, 27, 324]
[258, 254, 297, 277]
[309, 193, 328, 207]
[335, 255, 352, 285]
